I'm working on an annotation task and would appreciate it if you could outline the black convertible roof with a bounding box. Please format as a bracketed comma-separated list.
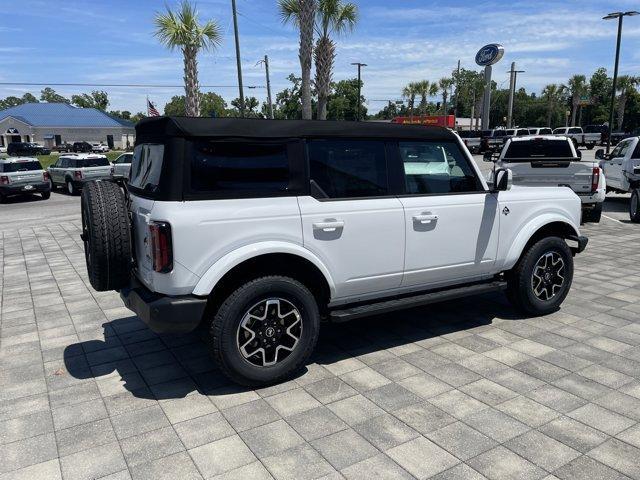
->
[135, 116, 455, 142]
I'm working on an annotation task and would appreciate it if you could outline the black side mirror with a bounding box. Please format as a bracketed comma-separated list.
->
[595, 149, 605, 160]
[576, 150, 582, 159]
[493, 168, 512, 192]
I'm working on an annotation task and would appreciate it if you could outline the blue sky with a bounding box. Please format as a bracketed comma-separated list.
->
[1, 0, 639, 114]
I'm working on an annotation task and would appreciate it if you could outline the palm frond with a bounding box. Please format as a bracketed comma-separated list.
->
[278, 0, 301, 26]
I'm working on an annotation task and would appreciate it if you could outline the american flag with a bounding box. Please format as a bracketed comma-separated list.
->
[147, 99, 160, 117]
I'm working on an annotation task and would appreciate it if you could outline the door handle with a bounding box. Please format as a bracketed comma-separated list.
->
[413, 214, 439, 224]
[312, 220, 344, 232]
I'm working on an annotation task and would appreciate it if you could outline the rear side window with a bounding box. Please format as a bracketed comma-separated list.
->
[80, 158, 110, 167]
[130, 144, 165, 192]
[308, 139, 388, 198]
[539, 128, 553, 135]
[568, 127, 582, 134]
[0, 161, 42, 172]
[504, 140, 573, 160]
[190, 141, 289, 194]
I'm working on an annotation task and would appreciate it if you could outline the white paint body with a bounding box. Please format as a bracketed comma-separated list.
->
[552, 127, 600, 147]
[128, 144, 582, 303]
[599, 136, 640, 192]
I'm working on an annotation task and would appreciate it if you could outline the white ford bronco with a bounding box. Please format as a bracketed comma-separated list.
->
[80, 117, 587, 386]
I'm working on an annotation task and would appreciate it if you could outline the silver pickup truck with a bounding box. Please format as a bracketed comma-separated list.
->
[47, 154, 112, 195]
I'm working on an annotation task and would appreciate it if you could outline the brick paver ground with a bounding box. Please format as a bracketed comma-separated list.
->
[2, 219, 640, 480]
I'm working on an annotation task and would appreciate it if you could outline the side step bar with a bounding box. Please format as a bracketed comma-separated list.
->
[330, 280, 507, 322]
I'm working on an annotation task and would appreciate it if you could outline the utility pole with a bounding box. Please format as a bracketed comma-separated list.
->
[351, 62, 367, 121]
[231, 0, 245, 117]
[453, 59, 460, 121]
[257, 55, 274, 119]
[506, 62, 524, 128]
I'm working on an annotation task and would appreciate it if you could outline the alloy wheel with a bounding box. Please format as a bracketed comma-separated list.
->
[531, 251, 565, 301]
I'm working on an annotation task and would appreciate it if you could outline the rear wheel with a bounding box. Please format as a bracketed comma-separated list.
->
[209, 276, 320, 387]
[630, 189, 640, 223]
[41, 191, 50, 200]
[582, 203, 602, 223]
[81, 181, 131, 291]
[66, 179, 76, 195]
[506, 236, 573, 316]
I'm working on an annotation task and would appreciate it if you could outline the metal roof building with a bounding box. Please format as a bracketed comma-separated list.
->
[0, 103, 135, 150]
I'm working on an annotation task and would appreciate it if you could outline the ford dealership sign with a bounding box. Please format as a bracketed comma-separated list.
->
[475, 44, 504, 66]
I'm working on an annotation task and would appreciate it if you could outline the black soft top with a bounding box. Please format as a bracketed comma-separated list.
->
[135, 116, 455, 144]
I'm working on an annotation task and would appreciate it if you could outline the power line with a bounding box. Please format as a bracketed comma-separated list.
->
[0, 82, 264, 89]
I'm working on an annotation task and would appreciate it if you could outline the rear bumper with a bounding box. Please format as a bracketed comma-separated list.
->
[0, 182, 50, 196]
[119, 279, 207, 334]
[577, 189, 606, 204]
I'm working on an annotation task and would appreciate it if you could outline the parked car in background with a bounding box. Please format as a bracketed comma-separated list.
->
[504, 128, 531, 142]
[456, 130, 482, 153]
[480, 129, 508, 152]
[111, 152, 133, 180]
[79, 117, 587, 386]
[47, 153, 112, 195]
[51, 142, 73, 153]
[486, 135, 605, 223]
[7, 142, 51, 156]
[0, 157, 51, 202]
[584, 124, 608, 145]
[91, 142, 110, 153]
[552, 127, 599, 149]
[72, 142, 93, 153]
[596, 137, 640, 222]
[527, 127, 553, 136]
[610, 128, 640, 146]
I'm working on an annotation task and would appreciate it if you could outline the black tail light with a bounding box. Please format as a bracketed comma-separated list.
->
[149, 221, 173, 273]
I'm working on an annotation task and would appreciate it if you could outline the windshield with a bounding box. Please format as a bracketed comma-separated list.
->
[504, 139, 574, 160]
[0, 161, 42, 172]
[130, 144, 164, 192]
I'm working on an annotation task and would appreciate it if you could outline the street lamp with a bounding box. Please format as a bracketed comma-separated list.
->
[603, 11, 639, 152]
[351, 62, 367, 121]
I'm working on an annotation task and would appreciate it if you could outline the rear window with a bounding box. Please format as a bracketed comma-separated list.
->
[458, 131, 481, 138]
[504, 140, 574, 160]
[130, 144, 165, 192]
[539, 128, 553, 135]
[190, 141, 289, 194]
[493, 130, 507, 137]
[0, 161, 42, 172]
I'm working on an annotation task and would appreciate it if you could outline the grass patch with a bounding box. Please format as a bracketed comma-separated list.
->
[1, 151, 126, 169]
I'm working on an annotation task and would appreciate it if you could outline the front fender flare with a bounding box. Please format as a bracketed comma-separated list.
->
[191, 241, 336, 297]
[500, 214, 580, 271]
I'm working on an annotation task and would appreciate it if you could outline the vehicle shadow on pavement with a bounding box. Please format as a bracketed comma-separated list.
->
[63, 292, 525, 399]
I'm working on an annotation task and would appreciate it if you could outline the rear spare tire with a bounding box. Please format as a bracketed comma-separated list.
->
[81, 181, 131, 291]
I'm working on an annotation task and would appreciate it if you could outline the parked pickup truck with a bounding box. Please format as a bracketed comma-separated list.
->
[480, 129, 508, 152]
[596, 137, 640, 222]
[610, 128, 640, 146]
[456, 130, 482, 153]
[486, 135, 605, 223]
[552, 127, 600, 149]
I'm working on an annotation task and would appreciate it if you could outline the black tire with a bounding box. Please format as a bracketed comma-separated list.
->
[81, 181, 131, 291]
[582, 203, 602, 223]
[506, 236, 573, 316]
[49, 178, 56, 191]
[41, 191, 50, 200]
[630, 189, 640, 223]
[209, 276, 320, 387]
[66, 178, 77, 196]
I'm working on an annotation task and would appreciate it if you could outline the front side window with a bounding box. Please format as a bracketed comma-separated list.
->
[308, 139, 388, 199]
[190, 141, 289, 194]
[400, 141, 481, 194]
[611, 140, 631, 159]
[568, 127, 582, 134]
[130, 144, 165, 192]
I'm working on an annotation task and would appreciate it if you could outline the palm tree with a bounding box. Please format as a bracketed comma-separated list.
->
[313, 0, 358, 120]
[279, 0, 316, 120]
[438, 77, 453, 114]
[154, 1, 221, 117]
[616, 75, 639, 131]
[402, 82, 418, 116]
[413, 80, 431, 115]
[567, 74, 587, 126]
[542, 84, 566, 127]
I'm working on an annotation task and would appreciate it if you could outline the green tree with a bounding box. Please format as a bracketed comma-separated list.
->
[231, 96, 261, 117]
[154, 0, 221, 116]
[21, 93, 38, 104]
[402, 82, 419, 116]
[585, 67, 612, 125]
[40, 87, 70, 103]
[541, 84, 567, 127]
[438, 77, 454, 114]
[0, 92, 41, 110]
[271, 74, 304, 119]
[130, 112, 147, 123]
[313, 0, 358, 119]
[109, 110, 132, 120]
[567, 74, 588, 126]
[164, 92, 228, 117]
[615, 75, 639, 131]
[72, 91, 109, 110]
[327, 77, 366, 120]
[278, 0, 316, 120]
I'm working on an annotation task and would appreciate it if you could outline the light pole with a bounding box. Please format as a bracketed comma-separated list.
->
[231, 0, 245, 117]
[603, 11, 639, 152]
[506, 63, 524, 129]
[351, 62, 367, 121]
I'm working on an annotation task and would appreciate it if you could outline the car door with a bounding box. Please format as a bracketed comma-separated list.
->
[50, 159, 63, 184]
[397, 140, 499, 288]
[605, 139, 631, 189]
[298, 139, 405, 300]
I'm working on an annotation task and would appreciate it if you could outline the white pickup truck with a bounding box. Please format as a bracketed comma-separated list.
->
[487, 135, 605, 223]
[552, 127, 600, 150]
[596, 137, 640, 222]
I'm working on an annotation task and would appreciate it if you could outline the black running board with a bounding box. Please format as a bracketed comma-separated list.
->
[329, 280, 507, 322]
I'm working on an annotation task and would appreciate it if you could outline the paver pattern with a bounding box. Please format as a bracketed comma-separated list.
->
[2, 216, 640, 480]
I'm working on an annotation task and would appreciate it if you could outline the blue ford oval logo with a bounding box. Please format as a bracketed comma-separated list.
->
[475, 44, 505, 66]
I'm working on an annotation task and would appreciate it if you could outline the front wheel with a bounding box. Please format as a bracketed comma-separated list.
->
[630, 189, 640, 223]
[41, 191, 51, 200]
[209, 276, 320, 387]
[506, 237, 573, 316]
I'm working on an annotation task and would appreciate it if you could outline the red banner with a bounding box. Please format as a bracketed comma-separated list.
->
[391, 115, 455, 128]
